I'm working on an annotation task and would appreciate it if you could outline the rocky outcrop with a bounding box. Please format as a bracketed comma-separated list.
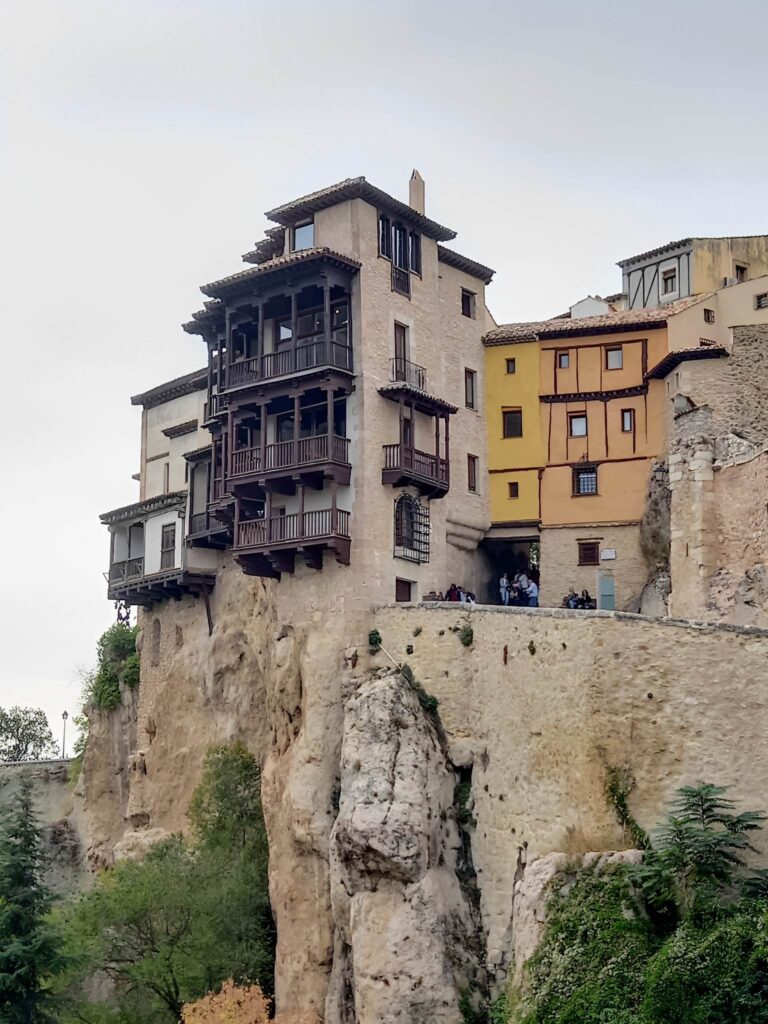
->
[327, 669, 481, 1024]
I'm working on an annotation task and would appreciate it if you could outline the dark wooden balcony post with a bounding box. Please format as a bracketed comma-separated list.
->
[323, 279, 331, 363]
[398, 396, 405, 448]
[445, 414, 450, 484]
[291, 292, 298, 371]
[434, 412, 440, 462]
[326, 385, 334, 442]
[227, 412, 235, 479]
[293, 394, 301, 462]
[265, 487, 273, 543]
[297, 482, 305, 539]
[224, 308, 231, 389]
[410, 399, 416, 449]
[330, 478, 338, 533]
[257, 301, 264, 363]
[260, 403, 267, 472]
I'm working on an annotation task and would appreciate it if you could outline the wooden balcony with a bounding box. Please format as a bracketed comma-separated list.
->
[234, 507, 351, 576]
[226, 340, 353, 390]
[382, 443, 449, 497]
[229, 434, 351, 490]
[187, 511, 229, 549]
[107, 560, 215, 606]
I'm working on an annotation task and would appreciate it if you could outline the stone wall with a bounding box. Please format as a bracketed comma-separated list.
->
[539, 523, 647, 609]
[371, 603, 768, 983]
[0, 759, 86, 894]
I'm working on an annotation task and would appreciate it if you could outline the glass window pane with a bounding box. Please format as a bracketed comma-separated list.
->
[293, 222, 314, 250]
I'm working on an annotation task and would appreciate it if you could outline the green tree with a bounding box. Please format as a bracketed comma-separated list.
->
[0, 708, 57, 762]
[0, 780, 64, 1022]
[58, 744, 274, 1023]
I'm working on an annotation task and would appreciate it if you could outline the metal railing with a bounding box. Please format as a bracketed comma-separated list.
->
[390, 357, 427, 390]
[383, 443, 448, 483]
[236, 508, 350, 549]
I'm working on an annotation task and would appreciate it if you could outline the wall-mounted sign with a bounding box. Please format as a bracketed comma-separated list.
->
[601, 548, 617, 560]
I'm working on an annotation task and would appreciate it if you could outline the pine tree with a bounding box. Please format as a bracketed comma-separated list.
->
[0, 779, 62, 1022]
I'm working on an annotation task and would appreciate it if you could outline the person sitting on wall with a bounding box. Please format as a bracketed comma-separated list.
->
[424, 591, 439, 602]
[464, 590, 477, 605]
[579, 589, 596, 610]
[445, 583, 460, 602]
[565, 588, 579, 609]
[499, 572, 511, 606]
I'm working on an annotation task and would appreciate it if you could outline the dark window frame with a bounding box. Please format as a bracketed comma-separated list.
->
[605, 346, 623, 370]
[502, 408, 523, 438]
[557, 350, 570, 369]
[378, 213, 392, 259]
[394, 493, 430, 564]
[464, 368, 477, 410]
[661, 268, 677, 294]
[568, 412, 588, 437]
[461, 288, 476, 319]
[703, 308, 715, 324]
[508, 482, 519, 499]
[409, 231, 421, 276]
[506, 357, 516, 374]
[621, 408, 634, 433]
[735, 263, 748, 283]
[467, 454, 479, 493]
[578, 540, 600, 566]
[572, 464, 598, 496]
[292, 219, 314, 252]
[756, 292, 768, 310]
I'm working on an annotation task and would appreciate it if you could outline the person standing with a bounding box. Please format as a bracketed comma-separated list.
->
[526, 579, 539, 607]
[499, 572, 510, 606]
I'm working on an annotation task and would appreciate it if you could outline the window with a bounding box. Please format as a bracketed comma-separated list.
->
[409, 232, 421, 275]
[394, 494, 430, 563]
[395, 578, 413, 602]
[392, 222, 410, 296]
[621, 409, 634, 433]
[461, 289, 476, 319]
[662, 268, 677, 294]
[735, 264, 748, 283]
[467, 454, 478, 492]
[160, 523, 176, 570]
[465, 368, 477, 409]
[506, 358, 516, 374]
[557, 351, 570, 369]
[162, 462, 170, 493]
[569, 413, 587, 437]
[605, 347, 623, 370]
[394, 322, 409, 367]
[379, 213, 392, 259]
[502, 409, 523, 438]
[703, 308, 715, 324]
[756, 293, 768, 310]
[573, 465, 598, 496]
[292, 220, 314, 251]
[508, 482, 519, 498]
[578, 541, 600, 566]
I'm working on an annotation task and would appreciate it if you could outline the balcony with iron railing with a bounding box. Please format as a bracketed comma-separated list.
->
[382, 443, 449, 497]
[390, 357, 427, 391]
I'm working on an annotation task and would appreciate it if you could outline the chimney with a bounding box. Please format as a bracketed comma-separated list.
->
[409, 169, 425, 215]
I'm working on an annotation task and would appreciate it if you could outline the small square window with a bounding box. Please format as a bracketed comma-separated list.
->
[735, 264, 748, 283]
[395, 577, 413, 602]
[606, 347, 623, 370]
[503, 409, 523, 438]
[578, 541, 600, 566]
[293, 220, 314, 251]
[621, 409, 634, 433]
[465, 368, 477, 410]
[467, 454, 478, 492]
[506, 358, 516, 374]
[756, 293, 768, 310]
[461, 289, 476, 319]
[508, 482, 519, 498]
[662, 268, 677, 294]
[703, 308, 715, 324]
[573, 465, 598, 496]
[557, 351, 570, 369]
[569, 414, 587, 438]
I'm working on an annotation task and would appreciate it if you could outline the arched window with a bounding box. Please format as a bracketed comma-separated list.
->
[394, 494, 429, 564]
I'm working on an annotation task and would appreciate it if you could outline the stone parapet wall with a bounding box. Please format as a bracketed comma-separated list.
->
[371, 603, 768, 978]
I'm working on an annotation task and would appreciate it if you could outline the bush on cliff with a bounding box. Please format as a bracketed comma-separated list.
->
[56, 744, 274, 1023]
[510, 783, 768, 1024]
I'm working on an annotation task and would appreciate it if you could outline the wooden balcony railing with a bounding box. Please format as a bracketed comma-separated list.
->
[391, 357, 427, 390]
[383, 443, 448, 483]
[213, 477, 224, 499]
[228, 339, 353, 389]
[236, 508, 350, 549]
[189, 511, 227, 535]
[109, 558, 144, 582]
[230, 436, 351, 478]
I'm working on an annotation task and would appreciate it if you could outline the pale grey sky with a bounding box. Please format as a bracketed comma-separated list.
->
[1, 0, 766, 742]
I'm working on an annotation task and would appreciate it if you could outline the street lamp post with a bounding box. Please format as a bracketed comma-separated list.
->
[62, 711, 69, 760]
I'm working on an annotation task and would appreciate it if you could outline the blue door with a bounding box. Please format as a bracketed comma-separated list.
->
[598, 572, 615, 610]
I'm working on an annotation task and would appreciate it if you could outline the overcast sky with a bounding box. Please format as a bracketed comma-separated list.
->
[1, 0, 766, 745]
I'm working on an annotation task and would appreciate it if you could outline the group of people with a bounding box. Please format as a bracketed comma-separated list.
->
[499, 572, 539, 608]
[562, 589, 596, 610]
[424, 584, 477, 604]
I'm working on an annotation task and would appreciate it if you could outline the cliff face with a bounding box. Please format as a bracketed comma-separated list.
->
[80, 588, 768, 1020]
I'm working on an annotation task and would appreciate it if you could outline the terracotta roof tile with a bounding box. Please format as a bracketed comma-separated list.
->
[199, 247, 361, 298]
[646, 345, 728, 379]
[437, 245, 494, 284]
[483, 295, 708, 346]
[130, 368, 207, 407]
[100, 490, 187, 525]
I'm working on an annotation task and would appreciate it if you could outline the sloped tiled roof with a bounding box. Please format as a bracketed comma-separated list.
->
[130, 368, 207, 407]
[100, 490, 187, 525]
[646, 345, 728, 379]
[618, 235, 768, 268]
[200, 247, 361, 298]
[437, 245, 495, 284]
[483, 295, 708, 346]
[265, 176, 457, 242]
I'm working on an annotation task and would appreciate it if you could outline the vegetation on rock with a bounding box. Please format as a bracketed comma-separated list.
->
[508, 783, 768, 1024]
[55, 743, 274, 1022]
[182, 979, 320, 1022]
[84, 624, 140, 711]
[0, 706, 57, 762]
